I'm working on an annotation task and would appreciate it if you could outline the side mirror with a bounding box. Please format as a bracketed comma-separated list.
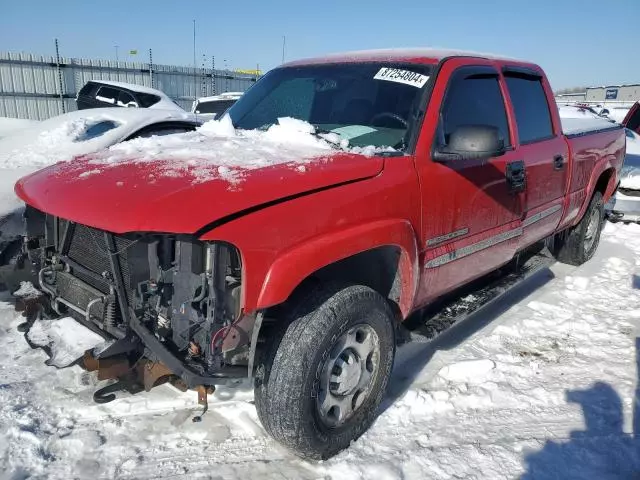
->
[126, 101, 139, 108]
[433, 125, 505, 162]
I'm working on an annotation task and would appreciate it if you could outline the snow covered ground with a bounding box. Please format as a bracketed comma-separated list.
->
[1, 221, 640, 479]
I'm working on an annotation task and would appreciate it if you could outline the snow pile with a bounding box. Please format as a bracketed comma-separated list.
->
[0, 117, 120, 171]
[82, 116, 386, 184]
[12, 281, 41, 300]
[0, 117, 37, 139]
[27, 316, 105, 368]
[0, 224, 639, 478]
[0, 117, 107, 218]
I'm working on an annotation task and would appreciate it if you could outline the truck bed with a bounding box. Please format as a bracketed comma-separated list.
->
[557, 121, 626, 231]
[561, 117, 622, 138]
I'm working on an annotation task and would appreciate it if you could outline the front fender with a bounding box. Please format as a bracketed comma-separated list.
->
[257, 219, 419, 317]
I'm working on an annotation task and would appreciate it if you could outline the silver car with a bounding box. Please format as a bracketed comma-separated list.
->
[607, 127, 640, 222]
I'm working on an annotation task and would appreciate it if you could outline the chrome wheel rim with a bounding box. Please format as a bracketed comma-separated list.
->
[316, 324, 380, 428]
[584, 208, 600, 251]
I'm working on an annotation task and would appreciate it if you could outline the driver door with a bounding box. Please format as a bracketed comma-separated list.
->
[413, 63, 524, 307]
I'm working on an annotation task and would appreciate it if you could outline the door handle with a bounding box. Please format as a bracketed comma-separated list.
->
[553, 155, 564, 170]
[506, 160, 526, 193]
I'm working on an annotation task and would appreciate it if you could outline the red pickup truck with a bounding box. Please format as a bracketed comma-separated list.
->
[14, 49, 625, 459]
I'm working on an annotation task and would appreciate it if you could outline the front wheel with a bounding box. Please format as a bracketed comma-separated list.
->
[254, 284, 396, 460]
[553, 191, 604, 266]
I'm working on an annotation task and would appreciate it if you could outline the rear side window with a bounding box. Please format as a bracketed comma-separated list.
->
[196, 99, 237, 115]
[137, 92, 160, 108]
[117, 90, 136, 107]
[79, 82, 100, 96]
[504, 74, 554, 144]
[438, 71, 510, 148]
[95, 86, 119, 105]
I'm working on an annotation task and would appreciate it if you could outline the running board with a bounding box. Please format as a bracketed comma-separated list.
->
[402, 247, 556, 343]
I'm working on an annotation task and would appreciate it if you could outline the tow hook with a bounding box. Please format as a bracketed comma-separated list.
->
[192, 385, 215, 422]
[81, 350, 215, 419]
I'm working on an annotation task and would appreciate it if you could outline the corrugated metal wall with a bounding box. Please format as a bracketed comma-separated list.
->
[0, 51, 258, 120]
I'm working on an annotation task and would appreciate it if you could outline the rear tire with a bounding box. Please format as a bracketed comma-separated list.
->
[254, 284, 395, 460]
[553, 191, 604, 266]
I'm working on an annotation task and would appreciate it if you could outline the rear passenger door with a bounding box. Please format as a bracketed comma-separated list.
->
[502, 68, 569, 247]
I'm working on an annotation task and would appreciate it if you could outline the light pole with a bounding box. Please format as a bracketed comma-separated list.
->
[282, 36, 286, 64]
[114, 45, 119, 63]
[193, 20, 196, 102]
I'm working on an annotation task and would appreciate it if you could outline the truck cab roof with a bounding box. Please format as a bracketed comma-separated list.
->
[284, 48, 531, 68]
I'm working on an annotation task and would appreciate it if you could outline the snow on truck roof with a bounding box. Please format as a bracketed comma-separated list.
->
[284, 48, 524, 67]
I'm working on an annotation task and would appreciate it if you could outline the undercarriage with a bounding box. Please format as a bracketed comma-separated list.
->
[19, 206, 252, 400]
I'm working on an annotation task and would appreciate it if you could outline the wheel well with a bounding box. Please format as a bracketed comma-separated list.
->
[311, 246, 402, 306]
[252, 246, 404, 376]
[262, 246, 403, 322]
[595, 167, 615, 198]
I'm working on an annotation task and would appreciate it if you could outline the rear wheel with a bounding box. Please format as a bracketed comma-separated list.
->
[254, 284, 396, 460]
[553, 191, 604, 266]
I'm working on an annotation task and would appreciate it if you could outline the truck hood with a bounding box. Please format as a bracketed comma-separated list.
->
[15, 151, 383, 235]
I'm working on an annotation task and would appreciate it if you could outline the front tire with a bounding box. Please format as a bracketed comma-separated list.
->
[254, 284, 396, 460]
[554, 191, 604, 266]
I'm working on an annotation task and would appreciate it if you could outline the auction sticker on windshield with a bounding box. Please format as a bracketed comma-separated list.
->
[373, 68, 429, 88]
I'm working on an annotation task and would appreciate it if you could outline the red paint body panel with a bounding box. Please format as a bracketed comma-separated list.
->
[558, 128, 626, 230]
[200, 156, 422, 314]
[15, 153, 383, 234]
[15, 51, 626, 322]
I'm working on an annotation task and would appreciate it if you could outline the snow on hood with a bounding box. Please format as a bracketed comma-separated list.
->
[14, 116, 392, 233]
[67, 116, 391, 185]
[620, 129, 640, 189]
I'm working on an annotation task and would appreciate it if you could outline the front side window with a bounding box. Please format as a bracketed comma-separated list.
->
[229, 63, 433, 150]
[504, 73, 554, 144]
[438, 70, 510, 149]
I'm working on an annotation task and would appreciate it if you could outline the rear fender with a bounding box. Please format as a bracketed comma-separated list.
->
[572, 162, 617, 226]
[568, 136, 624, 227]
[257, 219, 419, 317]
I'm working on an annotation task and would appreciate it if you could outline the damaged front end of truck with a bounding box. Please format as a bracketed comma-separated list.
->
[18, 205, 253, 410]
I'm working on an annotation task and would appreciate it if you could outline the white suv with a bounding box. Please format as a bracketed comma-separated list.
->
[191, 92, 243, 121]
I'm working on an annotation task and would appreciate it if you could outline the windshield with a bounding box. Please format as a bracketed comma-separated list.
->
[228, 63, 432, 151]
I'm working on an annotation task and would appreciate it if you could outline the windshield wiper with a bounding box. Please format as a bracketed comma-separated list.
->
[311, 127, 348, 151]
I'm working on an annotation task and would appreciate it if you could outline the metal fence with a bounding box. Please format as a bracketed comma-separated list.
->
[0, 51, 259, 120]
